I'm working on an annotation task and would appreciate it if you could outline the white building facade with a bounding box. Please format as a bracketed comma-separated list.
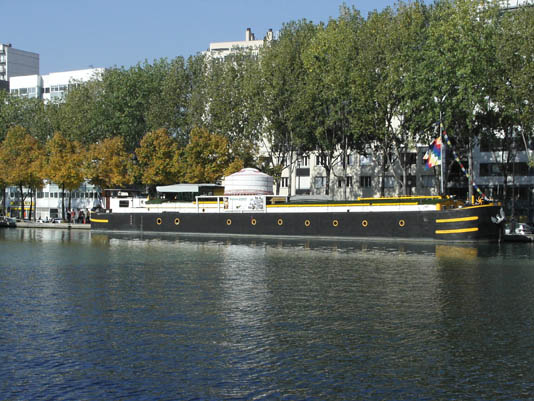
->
[206, 27, 273, 59]
[9, 68, 104, 101]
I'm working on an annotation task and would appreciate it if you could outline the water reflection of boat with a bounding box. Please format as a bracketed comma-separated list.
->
[435, 245, 478, 260]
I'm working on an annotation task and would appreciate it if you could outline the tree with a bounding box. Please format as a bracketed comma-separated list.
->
[135, 128, 180, 191]
[423, 0, 502, 199]
[56, 76, 107, 146]
[45, 132, 86, 220]
[350, 7, 397, 196]
[180, 127, 243, 183]
[189, 50, 262, 167]
[256, 20, 318, 194]
[302, 11, 364, 197]
[0, 95, 53, 143]
[0, 126, 44, 219]
[85, 136, 132, 190]
[146, 56, 192, 146]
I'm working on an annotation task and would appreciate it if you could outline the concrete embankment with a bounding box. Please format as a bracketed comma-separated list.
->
[15, 222, 90, 230]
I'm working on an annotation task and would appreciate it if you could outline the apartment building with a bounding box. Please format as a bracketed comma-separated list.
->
[9, 68, 104, 101]
[207, 27, 273, 59]
[0, 43, 39, 86]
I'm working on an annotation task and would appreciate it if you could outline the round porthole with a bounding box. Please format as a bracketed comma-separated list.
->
[304, 219, 311, 227]
[332, 219, 339, 227]
[277, 218, 284, 226]
[361, 220, 368, 227]
[251, 218, 257, 226]
[156, 217, 162, 225]
[226, 219, 232, 226]
[399, 219, 405, 227]
[174, 218, 180, 225]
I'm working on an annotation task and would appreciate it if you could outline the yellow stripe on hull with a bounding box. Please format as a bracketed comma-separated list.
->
[91, 218, 109, 223]
[436, 216, 479, 223]
[435, 227, 479, 235]
[267, 202, 418, 208]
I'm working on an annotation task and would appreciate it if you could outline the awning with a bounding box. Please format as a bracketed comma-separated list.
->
[156, 184, 222, 193]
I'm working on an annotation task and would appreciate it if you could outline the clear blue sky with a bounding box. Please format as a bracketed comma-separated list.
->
[2, 0, 412, 75]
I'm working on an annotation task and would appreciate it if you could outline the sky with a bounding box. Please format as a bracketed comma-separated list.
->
[2, 0, 410, 75]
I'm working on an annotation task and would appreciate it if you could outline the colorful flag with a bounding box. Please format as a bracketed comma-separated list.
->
[423, 137, 442, 169]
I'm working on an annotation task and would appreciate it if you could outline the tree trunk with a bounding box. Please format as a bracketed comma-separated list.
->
[402, 151, 408, 196]
[1, 186, 5, 216]
[325, 163, 331, 197]
[287, 151, 293, 197]
[28, 188, 33, 221]
[18, 184, 24, 219]
[61, 184, 65, 220]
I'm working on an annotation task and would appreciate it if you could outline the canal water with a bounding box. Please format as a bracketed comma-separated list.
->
[1, 228, 533, 400]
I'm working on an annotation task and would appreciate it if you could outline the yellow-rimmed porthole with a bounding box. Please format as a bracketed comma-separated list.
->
[251, 218, 257, 226]
[174, 218, 180, 225]
[304, 219, 311, 227]
[277, 218, 284, 226]
[332, 219, 339, 227]
[399, 219, 405, 227]
[226, 219, 232, 226]
[156, 217, 162, 225]
[361, 220, 368, 227]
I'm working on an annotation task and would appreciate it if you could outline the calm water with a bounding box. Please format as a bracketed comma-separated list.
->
[1, 228, 533, 400]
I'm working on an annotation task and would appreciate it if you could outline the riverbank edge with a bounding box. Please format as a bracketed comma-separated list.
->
[15, 222, 90, 230]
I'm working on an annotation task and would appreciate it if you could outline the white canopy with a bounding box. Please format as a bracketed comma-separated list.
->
[156, 184, 222, 193]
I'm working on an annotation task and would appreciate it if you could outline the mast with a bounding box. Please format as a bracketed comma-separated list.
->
[440, 112, 446, 196]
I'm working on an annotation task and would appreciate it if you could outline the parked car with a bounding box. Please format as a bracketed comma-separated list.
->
[504, 222, 533, 236]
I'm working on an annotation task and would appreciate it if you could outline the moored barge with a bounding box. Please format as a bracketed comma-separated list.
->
[90, 169, 504, 242]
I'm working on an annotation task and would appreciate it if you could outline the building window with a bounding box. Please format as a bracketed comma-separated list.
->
[360, 155, 372, 166]
[119, 200, 129, 208]
[298, 155, 309, 167]
[315, 155, 327, 167]
[338, 177, 353, 187]
[360, 176, 372, 188]
[314, 176, 326, 188]
[281, 177, 289, 188]
[479, 163, 501, 177]
[347, 153, 354, 166]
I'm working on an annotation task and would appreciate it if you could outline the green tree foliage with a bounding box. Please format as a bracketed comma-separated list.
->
[146, 56, 192, 146]
[256, 20, 318, 194]
[302, 12, 363, 196]
[0, 95, 53, 143]
[189, 51, 260, 166]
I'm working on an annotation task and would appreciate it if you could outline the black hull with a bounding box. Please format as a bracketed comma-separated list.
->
[91, 204, 502, 242]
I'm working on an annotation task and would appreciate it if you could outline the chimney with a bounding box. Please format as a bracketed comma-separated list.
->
[246, 28, 252, 41]
[266, 29, 273, 41]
